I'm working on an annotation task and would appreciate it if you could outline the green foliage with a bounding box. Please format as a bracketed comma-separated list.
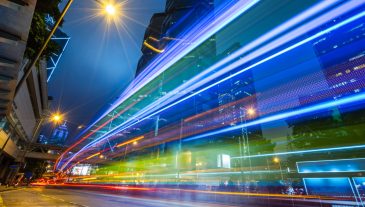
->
[24, 0, 63, 60]
[35, 0, 63, 25]
[289, 108, 365, 149]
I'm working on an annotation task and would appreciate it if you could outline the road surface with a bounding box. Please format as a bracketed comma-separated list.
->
[0, 187, 237, 207]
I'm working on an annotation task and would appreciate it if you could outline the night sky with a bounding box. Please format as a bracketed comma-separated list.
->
[45, 0, 165, 143]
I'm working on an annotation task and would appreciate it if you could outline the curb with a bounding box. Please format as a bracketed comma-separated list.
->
[0, 189, 15, 193]
[0, 187, 24, 193]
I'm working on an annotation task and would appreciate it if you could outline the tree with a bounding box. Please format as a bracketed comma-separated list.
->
[24, 0, 63, 60]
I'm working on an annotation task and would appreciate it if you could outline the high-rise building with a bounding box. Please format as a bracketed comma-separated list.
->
[38, 134, 48, 145]
[135, 0, 215, 77]
[135, 13, 167, 76]
[44, 14, 70, 82]
[49, 121, 69, 146]
[133, 0, 217, 160]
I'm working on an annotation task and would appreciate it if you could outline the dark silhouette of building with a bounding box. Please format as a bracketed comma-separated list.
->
[135, 0, 215, 76]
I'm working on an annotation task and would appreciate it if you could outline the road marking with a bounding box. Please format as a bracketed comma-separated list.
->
[65, 188, 233, 207]
[35, 191, 88, 207]
[1, 188, 88, 207]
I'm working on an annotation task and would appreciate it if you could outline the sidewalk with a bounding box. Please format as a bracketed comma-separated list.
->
[0, 193, 3, 207]
[0, 186, 25, 207]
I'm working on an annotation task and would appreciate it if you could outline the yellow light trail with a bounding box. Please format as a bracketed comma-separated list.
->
[116, 136, 144, 147]
[86, 152, 101, 160]
[148, 36, 159, 42]
[32, 182, 333, 201]
[143, 41, 165, 53]
[148, 36, 178, 42]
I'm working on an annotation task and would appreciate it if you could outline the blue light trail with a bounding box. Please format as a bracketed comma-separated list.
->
[57, 4, 365, 171]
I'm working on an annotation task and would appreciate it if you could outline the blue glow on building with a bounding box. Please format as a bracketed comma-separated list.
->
[297, 158, 365, 174]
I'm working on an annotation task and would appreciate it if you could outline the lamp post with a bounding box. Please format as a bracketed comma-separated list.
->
[31, 112, 64, 143]
[238, 106, 255, 185]
[14, 0, 74, 97]
[11, 0, 118, 172]
[21, 111, 64, 174]
[273, 157, 284, 181]
[0, 111, 64, 185]
[195, 161, 202, 181]
[14, 0, 119, 97]
[0, 111, 63, 159]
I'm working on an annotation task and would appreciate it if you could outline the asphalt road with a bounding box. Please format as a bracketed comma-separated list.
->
[0, 187, 238, 207]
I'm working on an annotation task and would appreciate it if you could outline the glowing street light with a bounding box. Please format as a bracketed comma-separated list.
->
[50, 113, 63, 124]
[52, 114, 61, 122]
[15, 0, 124, 98]
[238, 106, 256, 181]
[247, 107, 256, 116]
[105, 4, 116, 15]
[97, 1, 124, 24]
[240, 106, 256, 117]
[273, 157, 284, 180]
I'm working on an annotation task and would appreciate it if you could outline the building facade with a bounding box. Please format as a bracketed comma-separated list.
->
[0, 0, 50, 184]
[0, 0, 38, 184]
[136, 0, 215, 77]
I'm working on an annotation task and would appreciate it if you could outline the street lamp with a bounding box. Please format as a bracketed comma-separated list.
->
[14, 0, 74, 97]
[96, 0, 123, 25]
[238, 106, 255, 184]
[50, 113, 63, 124]
[14, 0, 121, 97]
[30, 111, 65, 145]
[0, 111, 64, 166]
[273, 157, 284, 181]
[195, 161, 203, 181]
[10, 0, 115, 161]
[105, 4, 116, 15]
[246, 107, 256, 116]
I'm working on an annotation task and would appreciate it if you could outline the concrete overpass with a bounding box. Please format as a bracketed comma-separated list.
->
[24, 151, 58, 160]
[17, 143, 73, 161]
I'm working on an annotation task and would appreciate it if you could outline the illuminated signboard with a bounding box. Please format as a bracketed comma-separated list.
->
[297, 158, 365, 173]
